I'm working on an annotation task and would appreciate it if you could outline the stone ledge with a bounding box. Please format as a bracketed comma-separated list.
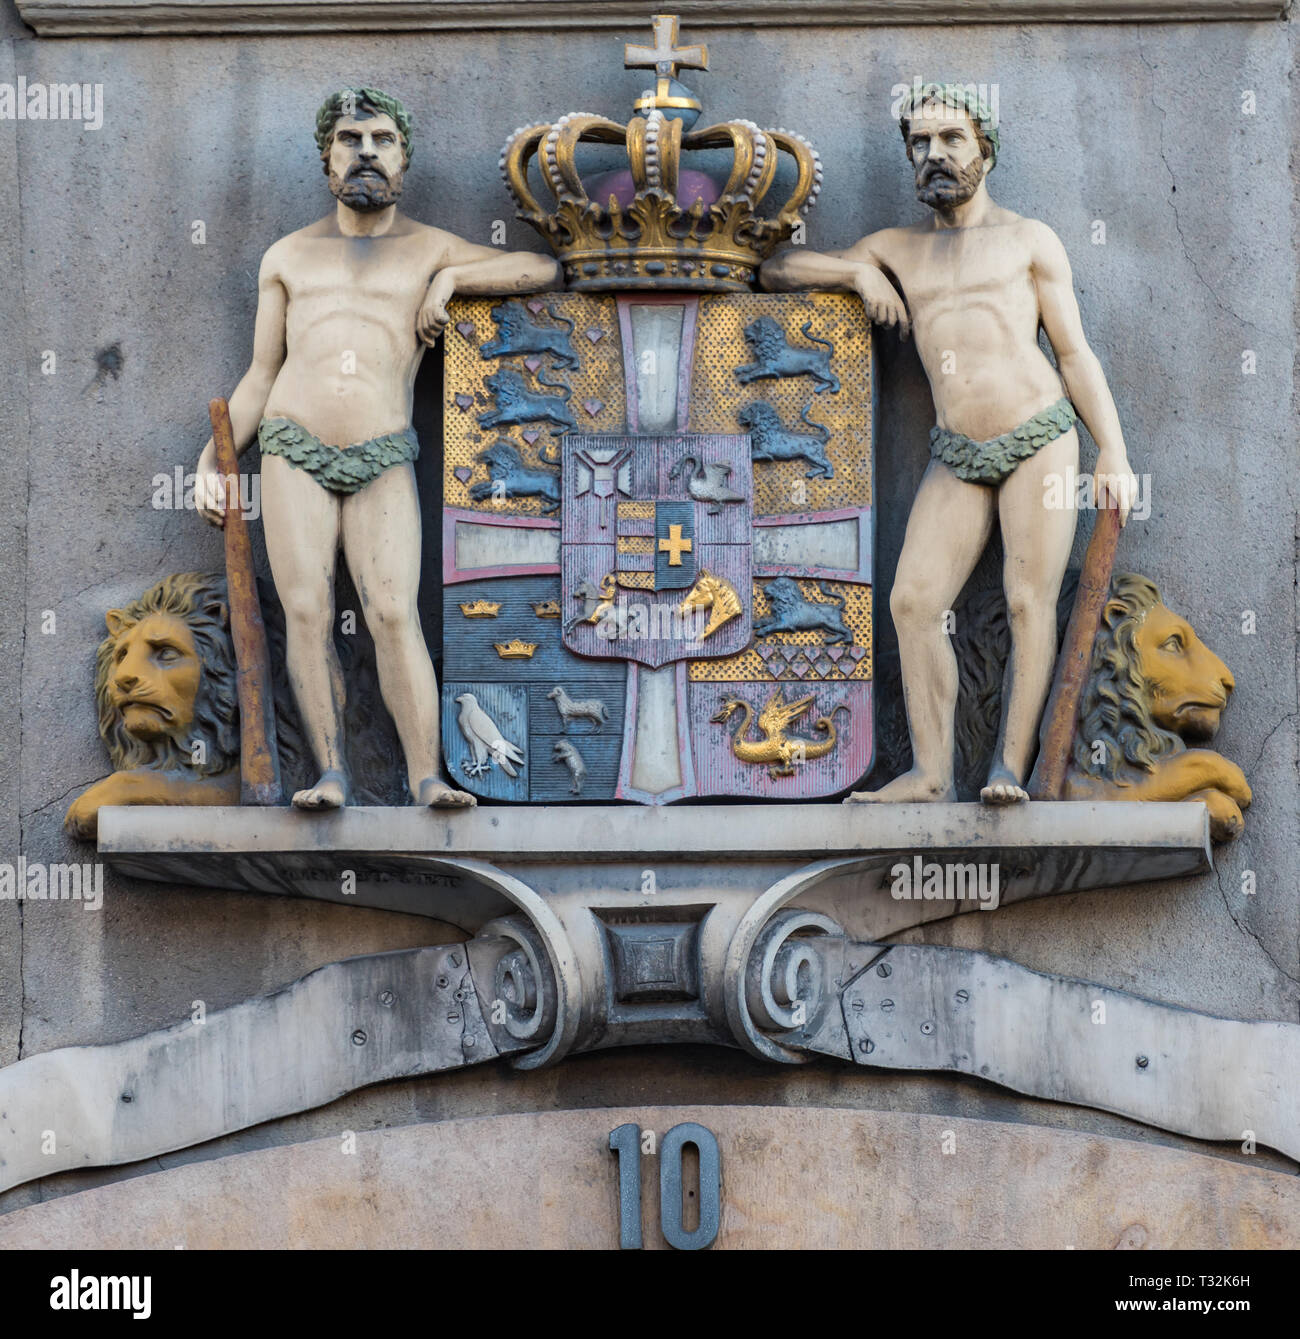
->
[95, 801, 1212, 932]
[98, 799, 1210, 864]
[1, 1106, 1293, 1248]
[15, 0, 1291, 38]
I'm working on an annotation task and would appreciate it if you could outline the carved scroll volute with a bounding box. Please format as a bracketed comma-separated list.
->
[475, 915, 558, 1046]
[745, 910, 842, 1036]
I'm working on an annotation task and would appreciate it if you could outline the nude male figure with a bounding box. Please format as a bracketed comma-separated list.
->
[762, 84, 1136, 804]
[196, 88, 560, 809]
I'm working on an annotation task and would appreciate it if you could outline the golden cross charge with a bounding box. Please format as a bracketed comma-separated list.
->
[624, 14, 709, 80]
[658, 523, 693, 567]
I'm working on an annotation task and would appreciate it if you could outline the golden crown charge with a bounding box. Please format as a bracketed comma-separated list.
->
[494, 639, 539, 660]
[499, 15, 822, 293]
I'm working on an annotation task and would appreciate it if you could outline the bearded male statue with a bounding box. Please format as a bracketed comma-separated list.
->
[763, 84, 1138, 807]
[195, 87, 560, 810]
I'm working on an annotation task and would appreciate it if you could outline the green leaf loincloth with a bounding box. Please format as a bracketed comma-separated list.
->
[929, 397, 1078, 486]
[258, 417, 420, 494]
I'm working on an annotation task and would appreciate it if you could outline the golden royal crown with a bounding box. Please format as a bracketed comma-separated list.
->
[494, 639, 539, 660]
[499, 14, 822, 293]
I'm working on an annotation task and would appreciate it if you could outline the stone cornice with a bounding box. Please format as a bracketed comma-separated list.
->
[15, 0, 1292, 39]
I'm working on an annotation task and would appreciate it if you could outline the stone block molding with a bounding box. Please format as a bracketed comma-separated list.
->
[14, 0, 1292, 38]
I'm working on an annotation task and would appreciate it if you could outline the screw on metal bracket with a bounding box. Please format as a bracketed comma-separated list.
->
[120, 1092, 133, 1103]
[448, 953, 462, 968]
[880, 998, 894, 1012]
[454, 988, 468, 1002]
[955, 989, 969, 1004]
[1136, 1055, 1149, 1069]
[379, 991, 395, 1007]
[850, 995, 864, 1012]
[462, 1035, 476, 1050]
[920, 1021, 934, 1035]
[857, 1037, 875, 1054]
[876, 962, 892, 978]
[447, 1012, 461, 1024]
[436, 975, 450, 990]
[351, 1029, 367, 1046]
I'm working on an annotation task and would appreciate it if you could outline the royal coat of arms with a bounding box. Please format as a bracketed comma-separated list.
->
[441, 291, 874, 803]
[436, 12, 873, 805]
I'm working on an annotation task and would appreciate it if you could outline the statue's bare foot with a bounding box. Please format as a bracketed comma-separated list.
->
[292, 769, 350, 810]
[845, 769, 956, 803]
[980, 765, 1029, 806]
[415, 776, 477, 809]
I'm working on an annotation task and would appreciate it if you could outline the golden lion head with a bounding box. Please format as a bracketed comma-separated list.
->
[96, 572, 239, 776]
[1072, 573, 1235, 782]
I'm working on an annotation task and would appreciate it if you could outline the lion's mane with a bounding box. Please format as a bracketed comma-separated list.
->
[480, 440, 524, 471]
[96, 572, 239, 776]
[94, 569, 408, 803]
[744, 317, 783, 357]
[1070, 572, 1183, 783]
[493, 303, 525, 336]
[763, 577, 802, 615]
[740, 402, 781, 433]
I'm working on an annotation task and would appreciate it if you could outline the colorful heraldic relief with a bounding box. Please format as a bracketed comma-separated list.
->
[442, 292, 874, 803]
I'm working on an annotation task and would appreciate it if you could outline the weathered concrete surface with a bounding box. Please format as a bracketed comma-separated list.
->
[0, 1, 28, 38]
[0, 25, 29, 1080]
[0, 1106, 1295, 1249]
[0, 10, 1295, 1225]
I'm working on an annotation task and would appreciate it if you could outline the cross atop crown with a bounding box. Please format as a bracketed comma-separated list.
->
[498, 10, 823, 293]
[624, 13, 709, 80]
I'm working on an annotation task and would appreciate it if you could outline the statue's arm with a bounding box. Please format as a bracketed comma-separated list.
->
[417, 233, 562, 345]
[195, 248, 288, 525]
[760, 233, 909, 337]
[1031, 222, 1136, 519]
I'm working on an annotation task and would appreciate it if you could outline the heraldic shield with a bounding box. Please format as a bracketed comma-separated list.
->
[441, 292, 873, 804]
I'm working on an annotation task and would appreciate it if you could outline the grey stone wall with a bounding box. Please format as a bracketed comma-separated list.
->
[0, 6, 1296, 1214]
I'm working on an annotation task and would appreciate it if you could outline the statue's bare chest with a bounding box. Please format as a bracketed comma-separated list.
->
[894, 233, 1035, 314]
[281, 237, 434, 316]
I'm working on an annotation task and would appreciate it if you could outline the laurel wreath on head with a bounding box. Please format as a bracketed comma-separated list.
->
[314, 87, 414, 171]
[898, 82, 1001, 170]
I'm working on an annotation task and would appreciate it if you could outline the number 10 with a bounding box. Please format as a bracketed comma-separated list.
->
[609, 1122, 721, 1250]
